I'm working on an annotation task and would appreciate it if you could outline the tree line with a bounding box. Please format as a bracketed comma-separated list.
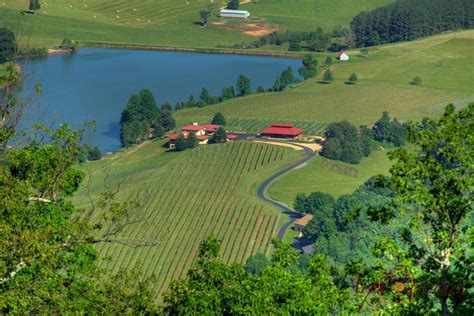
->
[322, 112, 408, 164]
[351, 0, 473, 47]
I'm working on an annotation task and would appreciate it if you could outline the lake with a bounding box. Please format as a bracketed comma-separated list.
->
[21, 48, 301, 152]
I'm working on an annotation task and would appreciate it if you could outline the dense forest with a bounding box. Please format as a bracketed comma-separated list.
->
[351, 0, 474, 47]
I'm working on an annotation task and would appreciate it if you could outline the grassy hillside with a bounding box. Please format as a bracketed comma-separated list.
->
[268, 150, 392, 207]
[1, 0, 391, 49]
[73, 140, 303, 295]
[174, 31, 474, 130]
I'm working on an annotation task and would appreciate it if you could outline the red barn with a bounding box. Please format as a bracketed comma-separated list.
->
[259, 123, 303, 140]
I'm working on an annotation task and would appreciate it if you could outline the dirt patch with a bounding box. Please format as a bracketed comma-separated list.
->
[294, 143, 322, 153]
[210, 21, 279, 37]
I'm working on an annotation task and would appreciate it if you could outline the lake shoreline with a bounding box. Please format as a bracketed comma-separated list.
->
[81, 41, 304, 59]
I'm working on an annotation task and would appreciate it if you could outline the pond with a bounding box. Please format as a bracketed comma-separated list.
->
[21, 48, 301, 152]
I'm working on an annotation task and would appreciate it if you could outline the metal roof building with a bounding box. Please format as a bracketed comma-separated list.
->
[220, 9, 250, 19]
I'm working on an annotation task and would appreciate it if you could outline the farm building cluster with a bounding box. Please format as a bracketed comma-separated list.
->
[168, 123, 238, 149]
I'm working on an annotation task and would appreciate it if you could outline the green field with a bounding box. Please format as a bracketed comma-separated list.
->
[1, 0, 391, 49]
[175, 31, 474, 130]
[268, 150, 392, 207]
[73, 140, 303, 295]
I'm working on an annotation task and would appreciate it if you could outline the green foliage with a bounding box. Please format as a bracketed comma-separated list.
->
[87, 146, 102, 161]
[322, 121, 372, 164]
[211, 127, 227, 144]
[273, 66, 296, 92]
[322, 69, 334, 83]
[227, 0, 240, 10]
[245, 253, 271, 275]
[288, 42, 301, 52]
[59, 37, 76, 51]
[119, 89, 160, 147]
[367, 104, 474, 314]
[325, 56, 333, 66]
[351, 0, 472, 47]
[211, 112, 226, 125]
[220, 85, 235, 101]
[161, 100, 172, 111]
[372, 111, 408, 146]
[199, 9, 211, 26]
[411, 75, 422, 85]
[0, 28, 16, 64]
[29, 0, 40, 12]
[163, 237, 353, 314]
[0, 124, 158, 314]
[236, 74, 251, 96]
[158, 110, 176, 131]
[293, 191, 335, 214]
[309, 27, 331, 52]
[199, 87, 211, 106]
[187, 132, 199, 149]
[174, 134, 188, 151]
[346, 72, 358, 84]
[298, 54, 318, 79]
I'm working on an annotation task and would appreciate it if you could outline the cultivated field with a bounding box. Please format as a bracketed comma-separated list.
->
[175, 31, 474, 129]
[268, 150, 392, 206]
[73, 140, 303, 295]
[1, 0, 391, 50]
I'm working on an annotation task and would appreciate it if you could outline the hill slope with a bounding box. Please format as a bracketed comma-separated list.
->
[74, 140, 303, 295]
[174, 31, 474, 132]
[2, 0, 392, 49]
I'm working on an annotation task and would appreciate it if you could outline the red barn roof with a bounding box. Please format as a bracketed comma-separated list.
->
[337, 50, 347, 56]
[260, 123, 303, 136]
[227, 134, 239, 140]
[181, 124, 222, 133]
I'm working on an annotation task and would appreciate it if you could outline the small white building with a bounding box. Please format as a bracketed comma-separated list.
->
[337, 50, 349, 61]
[220, 9, 250, 19]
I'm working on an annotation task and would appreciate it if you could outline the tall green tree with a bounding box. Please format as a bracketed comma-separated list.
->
[211, 127, 227, 144]
[236, 74, 251, 96]
[298, 54, 318, 79]
[199, 87, 211, 107]
[199, 9, 211, 26]
[346, 73, 358, 84]
[322, 69, 334, 83]
[221, 86, 235, 101]
[0, 28, 16, 64]
[187, 132, 199, 149]
[325, 56, 333, 66]
[174, 134, 188, 151]
[211, 112, 226, 125]
[227, 0, 240, 10]
[158, 110, 176, 131]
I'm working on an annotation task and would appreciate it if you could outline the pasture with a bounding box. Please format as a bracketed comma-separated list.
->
[267, 150, 392, 207]
[1, 0, 392, 49]
[175, 31, 474, 129]
[73, 140, 303, 295]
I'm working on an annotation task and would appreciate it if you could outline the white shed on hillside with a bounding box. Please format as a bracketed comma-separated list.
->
[337, 50, 349, 61]
[220, 9, 250, 19]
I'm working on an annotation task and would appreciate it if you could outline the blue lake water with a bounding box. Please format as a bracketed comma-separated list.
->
[21, 48, 301, 152]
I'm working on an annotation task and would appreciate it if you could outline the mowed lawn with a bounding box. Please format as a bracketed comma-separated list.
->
[268, 150, 392, 207]
[175, 31, 474, 130]
[73, 140, 303, 296]
[1, 0, 391, 49]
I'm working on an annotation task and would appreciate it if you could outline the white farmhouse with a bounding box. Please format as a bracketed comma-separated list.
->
[337, 50, 349, 61]
[220, 9, 250, 19]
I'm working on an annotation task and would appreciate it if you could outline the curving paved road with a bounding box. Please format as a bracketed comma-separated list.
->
[257, 143, 316, 239]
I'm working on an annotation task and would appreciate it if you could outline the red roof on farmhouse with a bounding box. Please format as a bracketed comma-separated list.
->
[169, 134, 209, 141]
[337, 50, 347, 56]
[181, 124, 222, 132]
[227, 134, 239, 139]
[260, 123, 303, 136]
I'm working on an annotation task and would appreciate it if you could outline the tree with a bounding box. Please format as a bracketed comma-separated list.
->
[161, 100, 172, 111]
[199, 87, 211, 107]
[293, 193, 308, 214]
[174, 134, 188, 151]
[325, 56, 333, 66]
[244, 253, 271, 275]
[365, 104, 473, 314]
[87, 146, 102, 161]
[221, 86, 235, 101]
[411, 76, 422, 85]
[322, 69, 334, 83]
[29, 0, 40, 14]
[150, 122, 165, 138]
[303, 214, 337, 241]
[211, 112, 226, 125]
[321, 121, 369, 164]
[0, 28, 16, 64]
[227, 0, 240, 10]
[158, 110, 176, 131]
[346, 73, 358, 84]
[288, 42, 301, 52]
[236, 74, 251, 96]
[59, 37, 76, 51]
[187, 132, 199, 149]
[298, 54, 318, 79]
[372, 112, 408, 146]
[211, 127, 227, 144]
[199, 9, 211, 26]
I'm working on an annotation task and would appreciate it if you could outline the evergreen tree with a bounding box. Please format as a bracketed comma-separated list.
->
[187, 132, 199, 149]
[158, 110, 176, 131]
[211, 127, 227, 143]
[174, 134, 188, 151]
[199, 88, 211, 107]
[325, 56, 333, 66]
[220, 86, 235, 101]
[298, 54, 318, 79]
[322, 69, 334, 83]
[161, 100, 172, 111]
[0, 28, 16, 64]
[236, 75, 251, 96]
[227, 0, 240, 10]
[199, 9, 211, 26]
[411, 76, 422, 85]
[150, 122, 165, 138]
[211, 112, 226, 125]
[346, 73, 358, 84]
